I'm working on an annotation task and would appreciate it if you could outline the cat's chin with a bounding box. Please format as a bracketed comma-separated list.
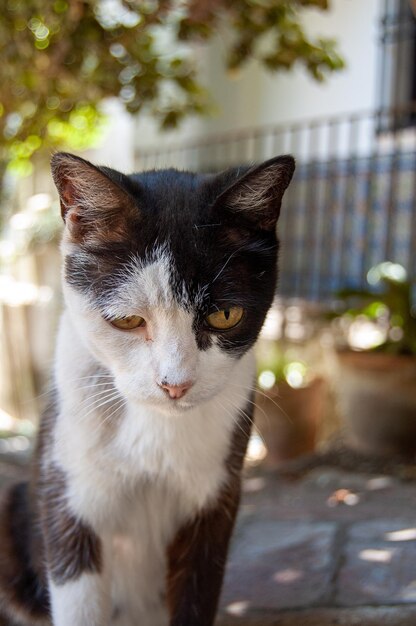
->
[129, 392, 218, 415]
[157, 400, 196, 415]
[125, 394, 199, 415]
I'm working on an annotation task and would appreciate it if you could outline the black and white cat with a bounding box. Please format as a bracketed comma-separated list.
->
[0, 152, 294, 626]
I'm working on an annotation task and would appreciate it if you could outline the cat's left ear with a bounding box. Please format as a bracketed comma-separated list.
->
[212, 155, 295, 231]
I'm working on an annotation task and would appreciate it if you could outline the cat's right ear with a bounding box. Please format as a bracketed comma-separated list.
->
[51, 152, 135, 244]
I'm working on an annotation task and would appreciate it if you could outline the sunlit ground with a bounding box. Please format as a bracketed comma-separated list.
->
[218, 464, 416, 622]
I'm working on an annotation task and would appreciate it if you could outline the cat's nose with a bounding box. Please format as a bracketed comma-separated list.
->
[158, 380, 194, 400]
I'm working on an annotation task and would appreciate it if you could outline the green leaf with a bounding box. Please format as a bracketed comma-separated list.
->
[0, 0, 343, 184]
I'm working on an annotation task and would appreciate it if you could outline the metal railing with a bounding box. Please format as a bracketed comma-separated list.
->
[135, 105, 416, 301]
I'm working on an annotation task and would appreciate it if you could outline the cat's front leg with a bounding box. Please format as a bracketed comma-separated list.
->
[49, 572, 110, 626]
[40, 465, 111, 626]
[166, 477, 241, 626]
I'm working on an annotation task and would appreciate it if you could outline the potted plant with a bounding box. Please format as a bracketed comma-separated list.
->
[254, 337, 325, 467]
[329, 262, 416, 457]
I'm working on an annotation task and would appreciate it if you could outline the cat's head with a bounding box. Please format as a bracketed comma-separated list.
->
[51, 153, 294, 413]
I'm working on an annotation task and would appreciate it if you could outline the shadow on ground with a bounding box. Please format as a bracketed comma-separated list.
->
[1, 446, 416, 626]
[217, 446, 416, 626]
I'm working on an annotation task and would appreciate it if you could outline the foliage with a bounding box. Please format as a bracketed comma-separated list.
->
[1, 0, 344, 174]
[256, 339, 310, 389]
[0, 194, 61, 273]
[180, 0, 343, 78]
[330, 262, 416, 356]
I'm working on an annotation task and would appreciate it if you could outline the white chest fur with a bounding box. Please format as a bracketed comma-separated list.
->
[50, 316, 254, 624]
[52, 312, 254, 526]
[53, 354, 254, 526]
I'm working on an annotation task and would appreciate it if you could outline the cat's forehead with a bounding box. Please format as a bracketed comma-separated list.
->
[64, 213, 226, 315]
[101, 244, 204, 317]
[63, 167, 277, 318]
[131, 169, 212, 218]
[64, 184, 233, 310]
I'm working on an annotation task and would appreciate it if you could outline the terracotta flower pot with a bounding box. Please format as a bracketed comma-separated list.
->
[334, 350, 416, 457]
[254, 378, 325, 467]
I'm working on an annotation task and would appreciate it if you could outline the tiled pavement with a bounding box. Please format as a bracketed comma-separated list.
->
[2, 453, 416, 625]
[217, 607, 416, 626]
[218, 463, 416, 625]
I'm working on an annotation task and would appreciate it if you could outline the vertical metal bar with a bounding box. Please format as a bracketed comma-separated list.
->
[315, 121, 340, 300]
[377, 0, 390, 112]
[196, 143, 203, 172]
[384, 0, 405, 260]
[140, 149, 151, 171]
[206, 141, 215, 172]
[272, 127, 284, 158]
[360, 109, 382, 283]
[184, 144, 190, 170]
[291, 125, 306, 300]
[337, 115, 360, 290]
[299, 122, 320, 300]
[278, 124, 299, 298]
[254, 130, 264, 161]
[230, 135, 241, 167]
[317, 119, 339, 299]
[191, 143, 199, 172]
[209, 141, 219, 171]
[393, 0, 404, 113]
[385, 109, 401, 261]
[222, 136, 233, 170]
[293, 124, 310, 299]
[164, 147, 172, 170]
[409, 112, 416, 286]
[247, 130, 256, 162]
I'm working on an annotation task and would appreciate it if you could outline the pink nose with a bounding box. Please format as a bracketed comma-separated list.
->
[159, 381, 193, 400]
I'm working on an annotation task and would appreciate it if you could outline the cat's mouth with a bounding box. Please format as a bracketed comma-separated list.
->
[150, 396, 197, 415]
[121, 394, 192, 413]
[151, 388, 213, 414]
[120, 387, 198, 413]
[115, 377, 222, 414]
[154, 380, 226, 413]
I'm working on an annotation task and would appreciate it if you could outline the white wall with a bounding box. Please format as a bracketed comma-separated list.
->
[255, 0, 381, 127]
[203, 0, 381, 132]
[134, 0, 382, 157]
[15, 0, 384, 187]
[87, 99, 136, 172]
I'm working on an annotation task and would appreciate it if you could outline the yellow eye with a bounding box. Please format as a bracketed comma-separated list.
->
[205, 307, 244, 330]
[110, 315, 145, 330]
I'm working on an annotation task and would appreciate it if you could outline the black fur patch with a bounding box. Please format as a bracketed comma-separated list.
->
[167, 395, 254, 625]
[0, 482, 50, 623]
[40, 465, 102, 586]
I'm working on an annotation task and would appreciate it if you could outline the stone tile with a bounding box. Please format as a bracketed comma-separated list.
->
[220, 521, 337, 612]
[337, 520, 416, 606]
[241, 469, 416, 523]
[216, 606, 416, 626]
[348, 519, 416, 542]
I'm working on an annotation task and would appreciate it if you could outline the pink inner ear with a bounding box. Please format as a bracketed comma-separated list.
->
[60, 176, 78, 220]
[69, 211, 82, 224]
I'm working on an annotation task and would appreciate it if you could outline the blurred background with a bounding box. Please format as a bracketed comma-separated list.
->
[1, 0, 416, 465]
[3, 2, 416, 623]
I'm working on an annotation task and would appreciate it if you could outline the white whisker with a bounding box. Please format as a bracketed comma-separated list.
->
[77, 391, 122, 420]
[227, 381, 292, 424]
